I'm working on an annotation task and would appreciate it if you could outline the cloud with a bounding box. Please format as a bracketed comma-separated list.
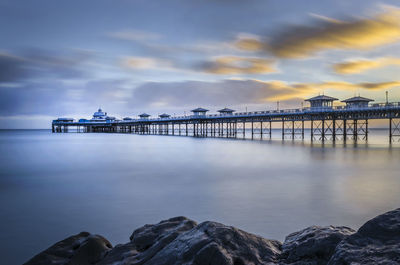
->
[130, 79, 400, 108]
[198, 56, 276, 74]
[236, 7, 400, 58]
[333, 57, 400, 74]
[267, 80, 400, 101]
[108, 29, 162, 42]
[121, 55, 276, 75]
[122, 56, 172, 70]
[130, 80, 293, 108]
[0, 53, 28, 82]
[0, 49, 92, 84]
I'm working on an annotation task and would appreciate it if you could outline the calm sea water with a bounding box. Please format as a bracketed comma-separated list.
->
[1, 129, 400, 264]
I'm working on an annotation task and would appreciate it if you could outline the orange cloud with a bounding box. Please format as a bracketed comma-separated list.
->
[236, 8, 400, 58]
[201, 56, 276, 75]
[263, 80, 400, 101]
[333, 57, 400, 74]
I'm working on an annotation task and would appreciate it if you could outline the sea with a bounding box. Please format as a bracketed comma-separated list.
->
[0, 129, 399, 264]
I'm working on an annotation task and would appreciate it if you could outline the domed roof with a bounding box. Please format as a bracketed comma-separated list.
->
[93, 108, 107, 117]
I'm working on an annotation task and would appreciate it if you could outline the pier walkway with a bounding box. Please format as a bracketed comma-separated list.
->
[52, 100, 400, 142]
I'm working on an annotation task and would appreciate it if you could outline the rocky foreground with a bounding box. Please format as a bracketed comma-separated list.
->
[25, 208, 400, 265]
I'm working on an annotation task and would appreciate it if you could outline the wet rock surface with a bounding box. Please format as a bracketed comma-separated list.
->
[143, 221, 282, 265]
[328, 208, 400, 265]
[280, 226, 355, 265]
[24, 232, 112, 265]
[25, 208, 400, 265]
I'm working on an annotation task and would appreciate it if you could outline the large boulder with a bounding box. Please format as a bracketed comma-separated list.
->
[280, 226, 355, 265]
[98, 216, 197, 265]
[143, 221, 282, 265]
[130, 216, 197, 251]
[24, 232, 112, 265]
[328, 208, 400, 265]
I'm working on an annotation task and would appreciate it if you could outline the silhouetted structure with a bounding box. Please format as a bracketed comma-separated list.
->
[52, 95, 400, 143]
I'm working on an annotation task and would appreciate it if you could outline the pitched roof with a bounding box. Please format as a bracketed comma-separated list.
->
[123, 117, 133, 120]
[139, 113, 150, 117]
[159, 113, 171, 117]
[341, 96, 374, 103]
[191, 107, 209, 112]
[305, 95, 339, 101]
[218, 108, 235, 113]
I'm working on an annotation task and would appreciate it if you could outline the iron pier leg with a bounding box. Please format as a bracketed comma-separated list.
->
[390, 118, 392, 142]
[354, 120, 358, 141]
[251, 121, 254, 139]
[332, 119, 336, 141]
[311, 120, 314, 141]
[302, 120, 304, 139]
[292, 120, 295, 139]
[282, 119, 284, 139]
[270, 121, 272, 138]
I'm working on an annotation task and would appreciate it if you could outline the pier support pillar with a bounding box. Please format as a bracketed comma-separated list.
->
[390, 118, 400, 143]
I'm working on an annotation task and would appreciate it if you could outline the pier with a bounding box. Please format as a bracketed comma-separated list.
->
[52, 95, 400, 142]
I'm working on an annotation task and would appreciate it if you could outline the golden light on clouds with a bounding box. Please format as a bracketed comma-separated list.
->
[202, 56, 276, 75]
[236, 8, 400, 58]
[263, 80, 400, 101]
[333, 57, 400, 74]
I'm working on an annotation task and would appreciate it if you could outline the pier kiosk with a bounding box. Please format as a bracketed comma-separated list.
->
[305, 95, 338, 109]
[218, 108, 235, 115]
[159, 113, 171, 119]
[138, 113, 150, 120]
[191, 108, 209, 116]
[342, 96, 374, 108]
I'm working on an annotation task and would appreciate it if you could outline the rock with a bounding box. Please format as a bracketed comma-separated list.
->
[130, 216, 197, 251]
[99, 216, 197, 265]
[280, 226, 355, 265]
[328, 208, 400, 265]
[143, 221, 282, 265]
[24, 232, 112, 265]
[24, 209, 400, 265]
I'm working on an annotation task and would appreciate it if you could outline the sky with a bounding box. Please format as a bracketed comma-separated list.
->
[1, 0, 400, 128]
